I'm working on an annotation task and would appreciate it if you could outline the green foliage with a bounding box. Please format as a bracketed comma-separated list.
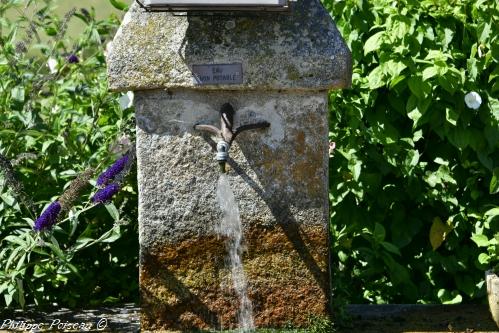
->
[109, 0, 130, 11]
[325, 0, 499, 306]
[0, 1, 137, 308]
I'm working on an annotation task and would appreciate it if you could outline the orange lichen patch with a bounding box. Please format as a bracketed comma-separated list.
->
[251, 282, 327, 327]
[140, 224, 330, 331]
[245, 224, 328, 267]
[295, 131, 306, 154]
[290, 146, 325, 198]
[255, 141, 326, 200]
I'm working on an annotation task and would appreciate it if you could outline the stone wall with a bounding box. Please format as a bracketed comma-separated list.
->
[136, 89, 330, 330]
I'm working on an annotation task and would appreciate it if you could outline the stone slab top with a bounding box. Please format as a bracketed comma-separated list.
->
[107, 0, 351, 92]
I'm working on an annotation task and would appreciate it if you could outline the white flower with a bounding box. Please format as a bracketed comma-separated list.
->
[118, 91, 134, 110]
[47, 58, 58, 74]
[464, 91, 482, 110]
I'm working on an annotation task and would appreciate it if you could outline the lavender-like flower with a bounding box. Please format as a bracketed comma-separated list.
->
[96, 154, 130, 187]
[59, 168, 94, 212]
[67, 54, 79, 64]
[34, 201, 62, 232]
[0, 153, 35, 214]
[92, 183, 120, 204]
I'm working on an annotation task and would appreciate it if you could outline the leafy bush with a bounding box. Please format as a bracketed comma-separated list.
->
[0, 0, 138, 308]
[325, 0, 498, 305]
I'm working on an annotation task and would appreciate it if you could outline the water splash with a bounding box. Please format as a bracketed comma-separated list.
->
[216, 174, 255, 332]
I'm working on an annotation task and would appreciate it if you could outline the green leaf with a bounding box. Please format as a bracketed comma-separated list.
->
[4, 290, 13, 307]
[405, 149, 419, 168]
[408, 76, 431, 100]
[41, 140, 54, 153]
[100, 226, 121, 243]
[3, 235, 26, 247]
[374, 223, 386, 242]
[1, 193, 16, 206]
[413, 130, 423, 142]
[440, 67, 463, 94]
[455, 275, 476, 297]
[11, 86, 25, 102]
[381, 241, 401, 256]
[490, 98, 499, 122]
[389, 74, 406, 89]
[364, 31, 384, 55]
[490, 168, 499, 194]
[45, 26, 57, 36]
[467, 58, 478, 81]
[471, 234, 489, 247]
[74, 237, 94, 251]
[445, 108, 459, 126]
[46, 236, 65, 260]
[484, 207, 499, 224]
[391, 216, 422, 248]
[16, 278, 25, 308]
[478, 253, 490, 265]
[5, 247, 22, 270]
[422, 66, 439, 81]
[437, 289, 462, 304]
[406, 95, 420, 121]
[434, 157, 449, 166]
[406, 95, 430, 128]
[109, 0, 129, 11]
[383, 60, 407, 79]
[105, 203, 120, 221]
[430, 217, 452, 250]
[477, 22, 491, 42]
[368, 66, 385, 89]
[382, 253, 410, 286]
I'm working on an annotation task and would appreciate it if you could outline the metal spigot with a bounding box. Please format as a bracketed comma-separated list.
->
[194, 103, 270, 173]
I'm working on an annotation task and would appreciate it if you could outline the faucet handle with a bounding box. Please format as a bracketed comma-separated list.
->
[193, 124, 221, 137]
[233, 121, 271, 140]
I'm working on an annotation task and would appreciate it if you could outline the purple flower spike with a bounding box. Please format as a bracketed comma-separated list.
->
[67, 54, 79, 64]
[34, 201, 62, 232]
[96, 155, 130, 187]
[92, 183, 120, 204]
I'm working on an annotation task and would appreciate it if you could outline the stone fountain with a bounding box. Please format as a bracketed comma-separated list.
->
[107, 0, 351, 330]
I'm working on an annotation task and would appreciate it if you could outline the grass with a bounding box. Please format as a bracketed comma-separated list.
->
[5, 0, 133, 41]
[50, 0, 133, 38]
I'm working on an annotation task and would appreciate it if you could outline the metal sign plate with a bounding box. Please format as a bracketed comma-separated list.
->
[145, 0, 286, 5]
[137, 0, 291, 11]
[192, 63, 243, 85]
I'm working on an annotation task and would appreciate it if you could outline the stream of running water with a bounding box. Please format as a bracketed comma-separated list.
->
[216, 174, 255, 332]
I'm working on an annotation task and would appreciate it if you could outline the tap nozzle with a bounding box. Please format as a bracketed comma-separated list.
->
[216, 141, 230, 173]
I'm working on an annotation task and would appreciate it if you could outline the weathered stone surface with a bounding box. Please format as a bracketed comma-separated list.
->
[135, 90, 329, 247]
[107, 0, 351, 92]
[135, 89, 331, 330]
[141, 225, 328, 331]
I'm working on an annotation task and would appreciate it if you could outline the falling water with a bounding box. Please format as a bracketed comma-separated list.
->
[216, 174, 255, 332]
